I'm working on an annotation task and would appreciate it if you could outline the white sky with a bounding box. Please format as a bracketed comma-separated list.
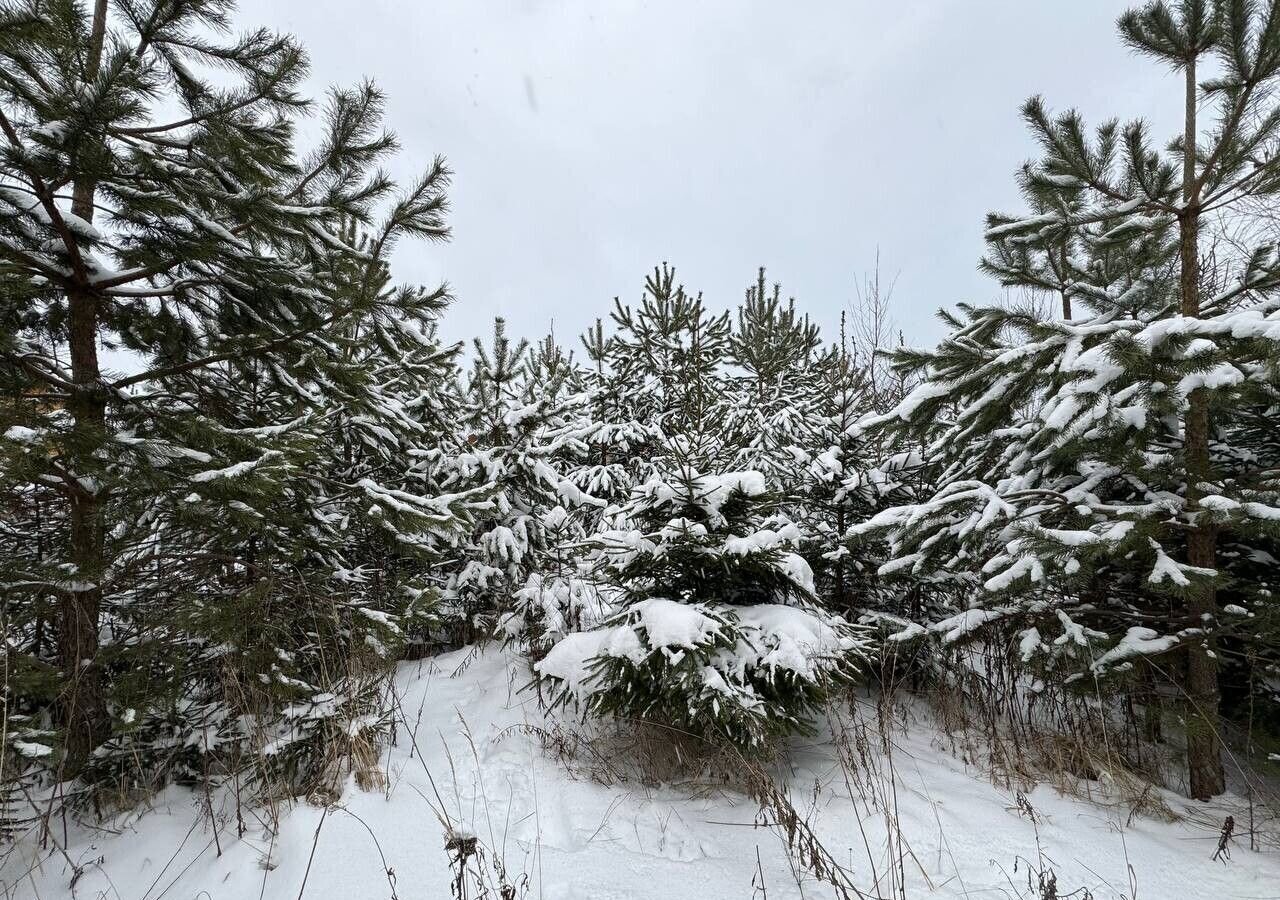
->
[255, 0, 1184, 351]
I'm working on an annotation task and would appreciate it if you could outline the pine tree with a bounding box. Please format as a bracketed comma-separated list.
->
[442, 320, 602, 640]
[723, 268, 821, 486]
[854, 0, 1280, 799]
[571, 316, 660, 506]
[730, 267, 820, 398]
[0, 0, 483, 785]
[796, 315, 923, 621]
[608, 264, 731, 440]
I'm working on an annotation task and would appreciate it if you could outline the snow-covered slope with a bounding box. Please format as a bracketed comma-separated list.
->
[5, 646, 1276, 899]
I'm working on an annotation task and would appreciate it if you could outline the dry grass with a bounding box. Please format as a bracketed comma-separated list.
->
[497, 715, 779, 792]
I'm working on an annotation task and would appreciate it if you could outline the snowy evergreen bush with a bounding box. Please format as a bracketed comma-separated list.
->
[536, 457, 868, 747]
[434, 321, 605, 642]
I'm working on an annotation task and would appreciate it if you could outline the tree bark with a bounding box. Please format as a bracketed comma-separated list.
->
[835, 505, 847, 613]
[1060, 242, 1072, 320]
[58, 0, 111, 777]
[1179, 53, 1226, 801]
[60, 319, 109, 774]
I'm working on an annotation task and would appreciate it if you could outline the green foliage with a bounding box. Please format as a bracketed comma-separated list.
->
[536, 440, 867, 747]
[0, 0, 486, 797]
[580, 601, 855, 748]
[852, 1, 1280, 785]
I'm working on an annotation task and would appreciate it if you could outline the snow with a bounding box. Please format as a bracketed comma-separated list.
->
[864, 379, 953, 426]
[2, 425, 40, 444]
[1243, 501, 1280, 521]
[536, 629, 616, 695]
[734, 604, 857, 677]
[1177, 362, 1245, 396]
[1018, 626, 1043, 661]
[1148, 539, 1216, 587]
[983, 212, 1060, 239]
[714, 470, 767, 497]
[6, 645, 1276, 900]
[722, 523, 802, 556]
[982, 553, 1046, 592]
[1090, 626, 1180, 673]
[930, 606, 1014, 643]
[630, 597, 724, 652]
[191, 451, 280, 482]
[1199, 494, 1240, 512]
[777, 551, 815, 594]
[11, 740, 52, 759]
[889, 621, 927, 642]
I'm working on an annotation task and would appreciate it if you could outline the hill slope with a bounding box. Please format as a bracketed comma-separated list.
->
[5, 646, 1276, 899]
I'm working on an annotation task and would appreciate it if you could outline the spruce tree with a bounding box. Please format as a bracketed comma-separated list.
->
[536, 442, 866, 748]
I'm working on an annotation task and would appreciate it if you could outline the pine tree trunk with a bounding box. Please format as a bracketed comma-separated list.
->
[1179, 54, 1226, 801]
[835, 505, 847, 612]
[61, 316, 109, 774]
[58, 0, 111, 776]
[1060, 242, 1072, 320]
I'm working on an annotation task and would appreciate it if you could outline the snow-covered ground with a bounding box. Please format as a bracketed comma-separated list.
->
[5, 646, 1277, 899]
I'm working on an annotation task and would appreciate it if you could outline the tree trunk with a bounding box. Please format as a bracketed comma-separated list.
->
[62, 288, 109, 775]
[1179, 54, 1226, 801]
[1060, 241, 1072, 320]
[835, 505, 847, 613]
[60, 387, 109, 775]
[58, 0, 112, 777]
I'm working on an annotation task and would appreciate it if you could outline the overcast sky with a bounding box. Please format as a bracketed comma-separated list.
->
[256, 1, 1184, 351]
